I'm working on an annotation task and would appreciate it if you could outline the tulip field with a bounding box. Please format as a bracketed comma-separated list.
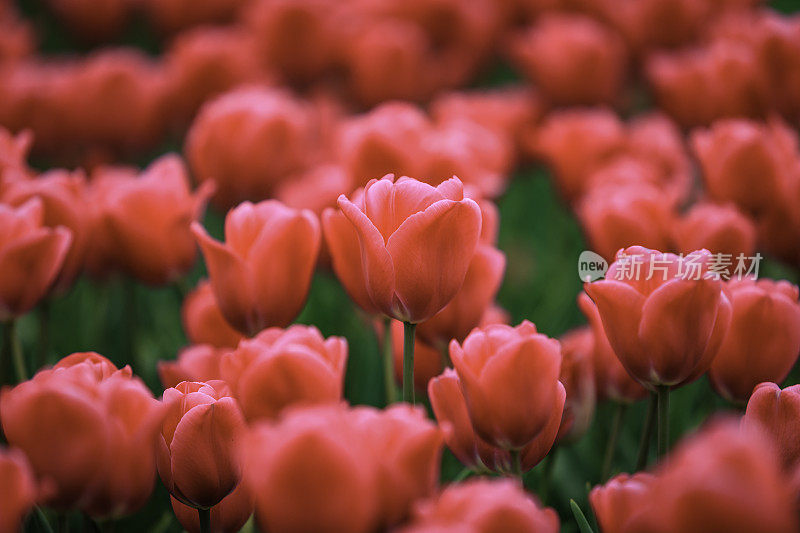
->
[3, 0, 800, 532]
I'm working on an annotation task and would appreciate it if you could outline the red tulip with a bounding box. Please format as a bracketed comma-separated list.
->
[192, 200, 321, 335]
[391, 321, 443, 392]
[0, 353, 163, 516]
[449, 320, 565, 450]
[170, 480, 253, 533]
[181, 280, 244, 349]
[674, 203, 756, 261]
[90, 154, 213, 285]
[589, 472, 656, 533]
[401, 479, 559, 532]
[0, 198, 71, 320]
[157, 380, 246, 509]
[2, 168, 89, 293]
[578, 293, 647, 403]
[584, 246, 731, 389]
[743, 382, 800, 471]
[0, 447, 38, 533]
[336, 175, 482, 323]
[709, 280, 800, 403]
[158, 345, 226, 390]
[220, 325, 347, 421]
[510, 14, 627, 106]
[557, 326, 596, 443]
[185, 87, 315, 210]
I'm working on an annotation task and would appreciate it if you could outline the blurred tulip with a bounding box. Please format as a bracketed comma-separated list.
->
[401, 479, 559, 532]
[275, 164, 353, 217]
[584, 246, 731, 390]
[589, 472, 657, 533]
[0, 198, 71, 320]
[450, 321, 565, 450]
[743, 382, 800, 471]
[0, 447, 38, 533]
[181, 280, 244, 349]
[0, 353, 162, 516]
[391, 321, 443, 393]
[93, 154, 212, 285]
[158, 381, 246, 509]
[510, 14, 627, 106]
[141, 0, 246, 33]
[557, 326, 596, 443]
[336, 175, 482, 323]
[578, 293, 647, 403]
[220, 325, 346, 421]
[185, 87, 316, 210]
[170, 477, 253, 533]
[709, 280, 800, 403]
[192, 200, 320, 335]
[674, 203, 757, 260]
[1, 168, 88, 293]
[158, 345, 226, 390]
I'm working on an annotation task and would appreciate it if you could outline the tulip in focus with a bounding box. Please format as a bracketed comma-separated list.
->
[181, 280, 244, 349]
[192, 200, 321, 335]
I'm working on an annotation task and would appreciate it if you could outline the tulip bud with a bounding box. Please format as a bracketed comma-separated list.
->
[743, 382, 800, 472]
[674, 203, 756, 261]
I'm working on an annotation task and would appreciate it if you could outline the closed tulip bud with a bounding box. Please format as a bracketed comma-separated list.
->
[590, 472, 657, 533]
[401, 479, 559, 533]
[240, 406, 380, 533]
[578, 294, 647, 403]
[170, 481, 253, 533]
[0, 448, 38, 533]
[391, 321, 443, 392]
[710, 280, 800, 403]
[94, 154, 213, 285]
[674, 203, 756, 260]
[743, 383, 800, 471]
[192, 200, 320, 335]
[185, 88, 314, 210]
[181, 280, 244, 349]
[557, 327, 596, 443]
[221, 325, 347, 421]
[336, 175, 482, 323]
[2, 168, 88, 293]
[1, 353, 163, 516]
[510, 14, 627, 106]
[585, 246, 732, 390]
[691, 117, 798, 213]
[0, 198, 71, 320]
[158, 381, 246, 509]
[158, 345, 226, 390]
[450, 321, 565, 450]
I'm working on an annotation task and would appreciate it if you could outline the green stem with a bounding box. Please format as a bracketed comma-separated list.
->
[635, 394, 657, 471]
[9, 320, 27, 383]
[198, 508, 211, 533]
[601, 402, 626, 481]
[31, 507, 55, 533]
[451, 467, 472, 483]
[570, 500, 596, 533]
[382, 317, 398, 404]
[402, 321, 416, 404]
[657, 385, 670, 458]
[510, 449, 523, 478]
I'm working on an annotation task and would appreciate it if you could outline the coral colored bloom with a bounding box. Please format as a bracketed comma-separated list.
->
[170, 481, 253, 533]
[709, 280, 800, 403]
[0, 353, 162, 516]
[674, 203, 756, 260]
[449, 321, 565, 450]
[0, 447, 38, 533]
[157, 381, 246, 509]
[181, 280, 244, 349]
[0, 198, 71, 320]
[220, 325, 347, 421]
[158, 345, 226, 390]
[401, 479, 559, 533]
[584, 246, 732, 390]
[192, 200, 321, 335]
[589, 472, 657, 533]
[336, 175, 482, 323]
[743, 382, 800, 471]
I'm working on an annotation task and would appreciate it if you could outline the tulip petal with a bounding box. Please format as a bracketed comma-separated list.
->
[521, 381, 565, 470]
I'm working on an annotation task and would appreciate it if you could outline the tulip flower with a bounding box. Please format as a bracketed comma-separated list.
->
[589, 472, 657, 533]
[181, 280, 244, 349]
[743, 382, 800, 471]
[158, 345, 226, 390]
[400, 479, 559, 532]
[157, 380, 246, 517]
[192, 200, 321, 336]
[91, 154, 213, 285]
[1, 168, 88, 293]
[220, 325, 347, 422]
[449, 321, 565, 468]
[674, 203, 756, 261]
[170, 481, 253, 533]
[0, 447, 38, 533]
[0, 353, 163, 516]
[709, 280, 800, 403]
